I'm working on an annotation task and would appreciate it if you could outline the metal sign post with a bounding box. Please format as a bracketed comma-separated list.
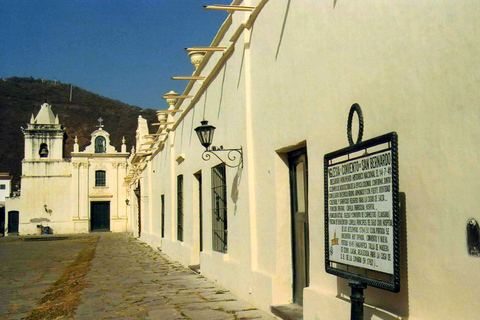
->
[324, 104, 400, 320]
[349, 280, 366, 320]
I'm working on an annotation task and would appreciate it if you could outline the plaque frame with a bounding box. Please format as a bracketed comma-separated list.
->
[324, 132, 400, 292]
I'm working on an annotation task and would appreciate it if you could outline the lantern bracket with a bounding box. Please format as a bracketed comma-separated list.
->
[201, 146, 243, 168]
[194, 120, 243, 168]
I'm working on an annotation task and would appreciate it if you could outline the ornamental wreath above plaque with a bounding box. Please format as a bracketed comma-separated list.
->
[324, 104, 400, 293]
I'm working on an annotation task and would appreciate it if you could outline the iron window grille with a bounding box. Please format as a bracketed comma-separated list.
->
[177, 175, 184, 241]
[95, 170, 106, 187]
[211, 163, 227, 253]
[161, 194, 165, 238]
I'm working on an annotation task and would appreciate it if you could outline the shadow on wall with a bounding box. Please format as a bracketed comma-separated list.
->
[230, 165, 243, 216]
[336, 192, 409, 319]
[188, 94, 198, 147]
[179, 120, 185, 152]
[237, 43, 246, 89]
[237, 24, 254, 90]
[218, 62, 228, 119]
[276, 0, 291, 61]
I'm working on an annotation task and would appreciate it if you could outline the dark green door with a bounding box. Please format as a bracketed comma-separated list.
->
[8, 211, 19, 234]
[289, 148, 309, 306]
[1, 207, 5, 236]
[91, 202, 110, 231]
[195, 172, 203, 252]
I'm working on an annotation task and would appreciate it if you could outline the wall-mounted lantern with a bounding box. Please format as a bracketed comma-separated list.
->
[134, 186, 140, 198]
[44, 204, 52, 215]
[467, 218, 480, 257]
[194, 120, 243, 168]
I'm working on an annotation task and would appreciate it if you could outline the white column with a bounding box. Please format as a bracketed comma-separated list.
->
[79, 163, 90, 220]
[111, 162, 119, 219]
[72, 163, 80, 219]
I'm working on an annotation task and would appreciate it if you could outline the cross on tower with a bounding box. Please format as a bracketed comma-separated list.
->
[97, 117, 104, 129]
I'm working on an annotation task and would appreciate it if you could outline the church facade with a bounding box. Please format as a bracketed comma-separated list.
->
[5, 103, 129, 235]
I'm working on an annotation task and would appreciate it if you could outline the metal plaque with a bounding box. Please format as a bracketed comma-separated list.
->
[324, 132, 400, 292]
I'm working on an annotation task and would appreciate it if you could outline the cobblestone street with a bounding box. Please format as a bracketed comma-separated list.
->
[0, 233, 276, 320]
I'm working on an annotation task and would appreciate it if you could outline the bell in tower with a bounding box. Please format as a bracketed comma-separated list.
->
[39, 143, 49, 158]
[22, 103, 65, 161]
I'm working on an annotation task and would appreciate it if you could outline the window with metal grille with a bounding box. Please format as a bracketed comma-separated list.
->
[95, 170, 106, 187]
[177, 175, 184, 241]
[211, 163, 227, 253]
[161, 194, 165, 238]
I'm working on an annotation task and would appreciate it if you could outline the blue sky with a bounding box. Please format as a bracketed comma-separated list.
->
[0, 0, 232, 110]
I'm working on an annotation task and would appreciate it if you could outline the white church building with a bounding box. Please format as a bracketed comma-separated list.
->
[5, 102, 129, 235]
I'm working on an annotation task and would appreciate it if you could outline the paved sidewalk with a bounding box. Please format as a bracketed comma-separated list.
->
[0, 233, 276, 319]
[77, 233, 276, 319]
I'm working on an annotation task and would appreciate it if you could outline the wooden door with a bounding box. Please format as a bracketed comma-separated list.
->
[8, 210, 19, 234]
[0, 207, 5, 236]
[289, 148, 309, 306]
[195, 172, 203, 253]
[91, 202, 110, 231]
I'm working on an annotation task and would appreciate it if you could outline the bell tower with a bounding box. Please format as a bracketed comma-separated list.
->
[22, 103, 65, 161]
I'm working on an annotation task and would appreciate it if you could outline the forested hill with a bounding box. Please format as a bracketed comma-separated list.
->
[0, 77, 158, 189]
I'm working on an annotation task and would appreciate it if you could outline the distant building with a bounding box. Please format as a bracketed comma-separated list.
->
[0, 172, 12, 236]
[5, 103, 129, 235]
[0, 173, 12, 203]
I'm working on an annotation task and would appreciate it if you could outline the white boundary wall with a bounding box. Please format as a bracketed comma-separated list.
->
[133, 1, 480, 319]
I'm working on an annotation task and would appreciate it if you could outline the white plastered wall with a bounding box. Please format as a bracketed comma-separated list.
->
[248, 1, 480, 319]
[131, 0, 480, 318]
[8, 161, 73, 234]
